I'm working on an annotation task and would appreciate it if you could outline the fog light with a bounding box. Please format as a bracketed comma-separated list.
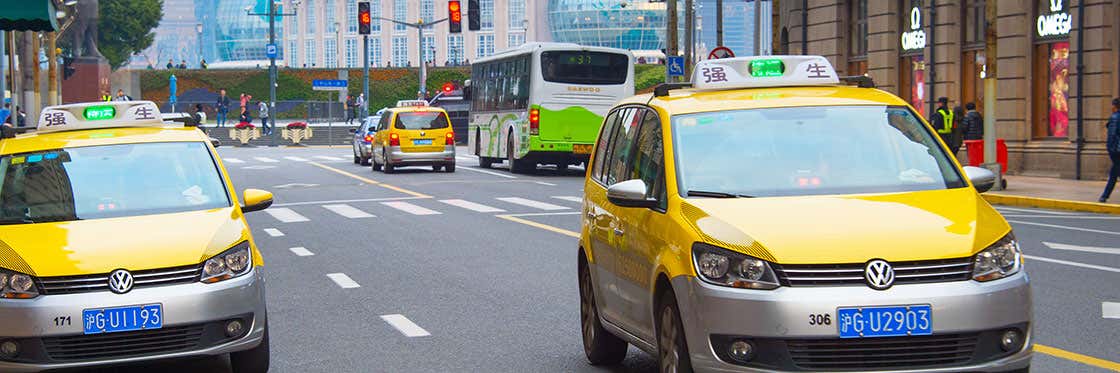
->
[225, 320, 245, 337]
[1000, 330, 1021, 351]
[728, 340, 754, 362]
[0, 340, 19, 358]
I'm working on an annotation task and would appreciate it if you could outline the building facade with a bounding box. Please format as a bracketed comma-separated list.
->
[697, 0, 772, 57]
[775, 0, 1119, 180]
[282, 0, 547, 68]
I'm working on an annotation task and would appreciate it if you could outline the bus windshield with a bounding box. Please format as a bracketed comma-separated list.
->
[540, 51, 629, 85]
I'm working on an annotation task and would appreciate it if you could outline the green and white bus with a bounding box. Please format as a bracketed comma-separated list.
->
[468, 43, 634, 173]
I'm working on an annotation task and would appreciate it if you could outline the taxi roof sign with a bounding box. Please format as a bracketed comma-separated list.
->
[37, 101, 165, 134]
[691, 55, 840, 91]
[395, 99, 429, 108]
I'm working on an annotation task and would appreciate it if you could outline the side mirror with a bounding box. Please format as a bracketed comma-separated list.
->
[963, 166, 996, 193]
[241, 189, 274, 213]
[607, 179, 658, 208]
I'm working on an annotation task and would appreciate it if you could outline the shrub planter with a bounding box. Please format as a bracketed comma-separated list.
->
[282, 122, 313, 145]
[230, 122, 260, 146]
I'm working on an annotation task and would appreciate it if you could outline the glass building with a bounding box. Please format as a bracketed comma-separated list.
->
[547, 0, 678, 51]
[697, 0, 771, 57]
[200, 0, 283, 62]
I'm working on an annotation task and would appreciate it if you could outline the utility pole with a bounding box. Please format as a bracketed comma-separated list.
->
[374, 16, 447, 98]
[247, 1, 297, 147]
[981, 0, 1001, 190]
[715, 0, 722, 47]
[363, 35, 369, 117]
[666, 0, 678, 82]
[754, 0, 762, 55]
[1, 32, 5, 104]
[684, 0, 694, 77]
[47, 32, 57, 106]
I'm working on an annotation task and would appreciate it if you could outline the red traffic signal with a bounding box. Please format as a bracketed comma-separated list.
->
[358, 2, 371, 35]
[448, 0, 462, 33]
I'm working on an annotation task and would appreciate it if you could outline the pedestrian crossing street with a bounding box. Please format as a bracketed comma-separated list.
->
[261, 196, 584, 223]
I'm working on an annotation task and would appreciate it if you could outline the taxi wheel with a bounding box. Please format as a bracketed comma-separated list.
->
[445, 163, 455, 172]
[432, 164, 443, 172]
[382, 150, 395, 173]
[371, 152, 383, 171]
[230, 325, 270, 373]
[579, 261, 627, 365]
[657, 291, 693, 373]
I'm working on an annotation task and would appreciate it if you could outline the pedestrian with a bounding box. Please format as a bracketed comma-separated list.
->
[101, 90, 112, 102]
[239, 93, 252, 113]
[178, 60, 188, 69]
[166, 59, 175, 69]
[200, 59, 208, 69]
[963, 102, 984, 141]
[215, 89, 231, 128]
[355, 93, 366, 116]
[239, 107, 252, 124]
[112, 89, 131, 101]
[15, 106, 26, 128]
[0, 103, 10, 126]
[258, 101, 271, 135]
[346, 95, 356, 125]
[929, 97, 955, 152]
[190, 104, 204, 126]
[951, 105, 965, 155]
[1099, 98, 1120, 203]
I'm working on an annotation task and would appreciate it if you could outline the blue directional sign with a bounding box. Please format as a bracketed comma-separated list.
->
[312, 79, 349, 91]
[266, 44, 278, 59]
[667, 56, 685, 77]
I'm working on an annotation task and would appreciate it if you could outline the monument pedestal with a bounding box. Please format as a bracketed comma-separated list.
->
[61, 57, 110, 103]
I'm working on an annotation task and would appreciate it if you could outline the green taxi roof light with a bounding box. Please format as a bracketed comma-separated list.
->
[749, 59, 785, 77]
[83, 106, 116, 121]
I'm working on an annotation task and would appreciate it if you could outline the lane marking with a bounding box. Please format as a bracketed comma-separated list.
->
[241, 165, 276, 170]
[1023, 255, 1120, 274]
[535, 181, 557, 186]
[289, 247, 315, 256]
[382, 201, 441, 215]
[1000, 214, 1120, 220]
[440, 199, 505, 213]
[253, 157, 279, 163]
[503, 211, 582, 217]
[263, 228, 284, 237]
[273, 196, 427, 207]
[497, 197, 569, 211]
[264, 208, 310, 223]
[552, 196, 583, 203]
[380, 314, 431, 337]
[1033, 344, 1120, 371]
[323, 204, 376, 218]
[314, 155, 343, 161]
[1042, 242, 1120, 256]
[274, 183, 319, 189]
[308, 162, 431, 198]
[1104, 302, 1120, 319]
[223, 158, 245, 164]
[1007, 220, 1120, 236]
[326, 273, 361, 288]
[496, 214, 580, 238]
[283, 156, 310, 162]
[457, 165, 518, 179]
[996, 206, 1076, 215]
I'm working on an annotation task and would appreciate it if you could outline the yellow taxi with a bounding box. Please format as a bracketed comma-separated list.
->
[576, 56, 1030, 373]
[0, 101, 272, 372]
[370, 100, 456, 173]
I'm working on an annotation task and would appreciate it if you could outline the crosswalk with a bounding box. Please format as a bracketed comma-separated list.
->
[258, 196, 583, 223]
[222, 155, 346, 164]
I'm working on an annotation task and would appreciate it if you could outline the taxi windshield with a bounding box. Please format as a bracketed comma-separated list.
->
[0, 142, 230, 224]
[672, 105, 966, 198]
[394, 111, 449, 130]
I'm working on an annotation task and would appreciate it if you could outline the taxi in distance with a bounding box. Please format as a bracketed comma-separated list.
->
[0, 101, 272, 372]
[576, 55, 1030, 373]
[369, 100, 457, 173]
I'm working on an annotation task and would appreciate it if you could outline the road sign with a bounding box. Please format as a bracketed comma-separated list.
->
[312, 79, 349, 91]
[667, 56, 685, 77]
[266, 44, 278, 59]
[708, 46, 735, 60]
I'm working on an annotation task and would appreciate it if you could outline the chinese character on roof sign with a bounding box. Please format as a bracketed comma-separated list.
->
[805, 63, 832, 79]
[133, 106, 155, 120]
[43, 112, 67, 127]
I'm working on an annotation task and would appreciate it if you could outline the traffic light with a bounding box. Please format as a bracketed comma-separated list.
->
[358, 2, 371, 35]
[448, 0, 462, 33]
[467, 0, 480, 31]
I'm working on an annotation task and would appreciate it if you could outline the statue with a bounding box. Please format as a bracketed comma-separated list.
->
[71, 0, 104, 58]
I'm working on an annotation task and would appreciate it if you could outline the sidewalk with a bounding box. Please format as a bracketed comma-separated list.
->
[983, 175, 1119, 214]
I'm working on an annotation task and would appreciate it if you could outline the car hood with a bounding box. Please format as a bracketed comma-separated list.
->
[0, 208, 248, 277]
[681, 188, 1010, 264]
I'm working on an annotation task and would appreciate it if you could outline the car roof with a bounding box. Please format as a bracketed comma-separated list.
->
[624, 86, 911, 117]
[0, 126, 209, 156]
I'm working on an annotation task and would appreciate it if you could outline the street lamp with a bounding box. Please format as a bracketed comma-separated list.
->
[247, 0, 298, 147]
[196, 23, 203, 67]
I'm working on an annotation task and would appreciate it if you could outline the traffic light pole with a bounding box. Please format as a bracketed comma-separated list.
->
[248, 2, 296, 147]
[363, 35, 369, 118]
[375, 17, 447, 98]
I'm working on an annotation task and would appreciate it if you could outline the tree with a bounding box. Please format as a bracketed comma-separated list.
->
[97, 0, 163, 68]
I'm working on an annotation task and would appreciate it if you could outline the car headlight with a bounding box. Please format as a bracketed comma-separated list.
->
[0, 269, 38, 299]
[201, 241, 253, 283]
[972, 234, 1022, 282]
[692, 243, 780, 290]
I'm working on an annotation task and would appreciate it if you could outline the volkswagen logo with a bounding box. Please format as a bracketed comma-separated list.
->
[108, 269, 134, 294]
[864, 260, 895, 290]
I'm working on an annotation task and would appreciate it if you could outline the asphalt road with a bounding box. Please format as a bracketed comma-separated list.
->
[84, 145, 1120, 373]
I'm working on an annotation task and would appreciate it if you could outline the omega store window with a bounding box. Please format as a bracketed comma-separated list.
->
[1032, 0, 1073, 139]
[898, 0, 927, 117]
[960, 0, 986, 114]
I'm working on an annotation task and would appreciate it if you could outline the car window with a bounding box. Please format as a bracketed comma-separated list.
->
[394, 111, 450, 130]
[591, 110, 620, 185]
[630, 109, 667, 208]
[605, 108, 643, 186]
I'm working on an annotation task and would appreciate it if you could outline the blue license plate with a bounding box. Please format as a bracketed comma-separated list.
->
[413, 139, 433, 145]
[837, 304, 931, 338]
[83, 304, 162, 335]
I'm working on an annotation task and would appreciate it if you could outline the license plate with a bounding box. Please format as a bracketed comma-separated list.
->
[83, 304, 163, 335]
[572, 144, 593, 154]
[836, 304, 931, 338]
[413, 139, 433, 145]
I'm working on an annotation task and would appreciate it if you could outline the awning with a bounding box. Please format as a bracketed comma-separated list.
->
[0, 0, 59, 32]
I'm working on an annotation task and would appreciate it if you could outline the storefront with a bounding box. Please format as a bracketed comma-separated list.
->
[1031, 0, 1073, 139]
[898, 0, 927, 118]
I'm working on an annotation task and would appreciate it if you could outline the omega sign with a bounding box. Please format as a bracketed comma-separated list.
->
[900, 6, 926, 51]
[1037, 0, 1071, 38]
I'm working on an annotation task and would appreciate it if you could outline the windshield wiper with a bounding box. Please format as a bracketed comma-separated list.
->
[686, 190, 754, 198]
[0, 217, 34, 225]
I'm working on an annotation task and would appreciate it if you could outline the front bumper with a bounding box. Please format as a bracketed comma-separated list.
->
[672, 272, 1032, 372]
[0, 268, 267, 372]
[387, 146, 456, 165]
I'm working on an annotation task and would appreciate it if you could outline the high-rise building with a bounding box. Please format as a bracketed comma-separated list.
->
[546, 0, 671, 52]
[697, 0, 771, 57]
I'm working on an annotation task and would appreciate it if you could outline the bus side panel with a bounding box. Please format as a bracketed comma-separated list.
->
[537, 103, 608, 144]
[471, 111, 527, 159]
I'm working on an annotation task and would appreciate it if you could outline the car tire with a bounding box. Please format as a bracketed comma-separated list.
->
[445, 163, 455, 172]
[432, 164, 443, 172]
[657, 291, 693, 373]
[383, 150, 395, 174]
[507, 132, 531, 174]
[230, 325, 269, 373]
[359, 156, 371, 166]
[371, 152, 382, 172]
[353, 148, 360, 164]
[579, 259, 627, 365]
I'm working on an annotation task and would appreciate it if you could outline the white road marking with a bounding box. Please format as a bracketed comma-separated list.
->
[241, 165, 276, 170]
[996, 206, 1075, 215]
[289, 247, 315, 256]
[1104, 302, 1120, 319]
[458, 165, 517, 179]
[1042, 242, 1120, 256]
[223, 158, 245, 164]
[264, 208, 310, 223]
[1023, 254, 1120, 274]
[326, 273, 361, 288]
[380, 314, 431, 337]
[263, 228, 284, 237]
[1008, 220, 1120, 236]
[503, 211, 583, 217]
[440, 199, 506, 213]
[552, 196, 583, 203]
[274, 183, 320, 189]
[323, 204, 375, 218]
[283, 156, 310, 162]
[999, 214, 1120, 220]
[497, 197, 569, 211]
[382, 201, 441, 215]
[535, 181, 557, 186]
[273, 196, 427, 207]
[314, 155, 343, 161]
[253, 157, 279, 163]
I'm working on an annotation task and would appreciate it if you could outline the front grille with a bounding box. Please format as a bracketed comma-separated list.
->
[786, 333, 979, 370]
[42, 325, 205, 361]
[773, 257, 973, 287]
[37, 265, 201, 295]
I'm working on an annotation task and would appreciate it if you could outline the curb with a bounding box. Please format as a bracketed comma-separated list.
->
[982, 194, 1120, 215]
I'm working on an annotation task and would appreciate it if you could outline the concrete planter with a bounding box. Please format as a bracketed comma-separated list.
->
[230, 127, 261, 145]
[282, 126, 313, 145]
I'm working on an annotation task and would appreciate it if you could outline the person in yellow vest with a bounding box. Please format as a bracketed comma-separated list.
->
[929, 97, 955, 153]
[100, 90, 112, 102]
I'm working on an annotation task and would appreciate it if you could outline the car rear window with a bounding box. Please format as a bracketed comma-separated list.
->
[394, 112, 450, 130]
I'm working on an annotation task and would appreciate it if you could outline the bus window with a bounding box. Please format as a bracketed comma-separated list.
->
[541, 51, 629, 85]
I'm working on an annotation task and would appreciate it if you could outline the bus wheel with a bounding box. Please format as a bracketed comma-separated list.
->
[477, 129, 494, 168]
[507, 133, 531, 174]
